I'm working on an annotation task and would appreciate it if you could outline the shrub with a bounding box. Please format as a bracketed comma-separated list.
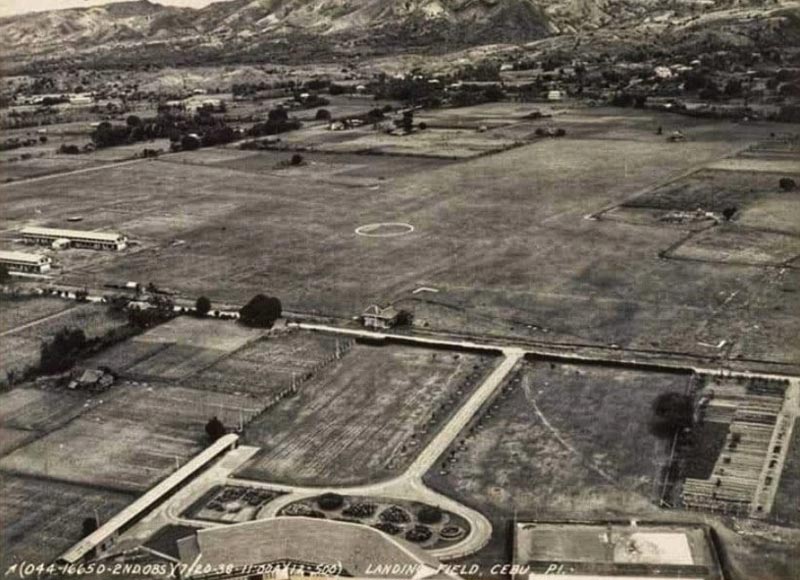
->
[315, 109, 331, 121]
[722, 206, 737, 221]
[779, 177, 796, 191]
[317, 492, 344, 511]
[290, 153, 304, 166]
[40, 327, 87, 373]
[650, 392, 693, 438]
[205, 416, 226, 442]
[417, 505, 443, 524]
[195, 296, 211, 316]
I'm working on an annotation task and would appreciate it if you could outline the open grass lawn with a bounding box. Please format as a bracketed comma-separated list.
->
[238, 343, 496, 485]
[0, 473, 135, 569]
[1, 108, 797, 368]
[423, 361, 693, 574]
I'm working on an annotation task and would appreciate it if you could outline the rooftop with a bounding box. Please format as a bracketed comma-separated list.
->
[177, 516, 449, 579]
[21, 226, 124, 242]
[0, 250, 50, 263]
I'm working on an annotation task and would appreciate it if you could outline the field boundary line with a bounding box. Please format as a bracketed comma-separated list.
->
[0, 158, 146, 188]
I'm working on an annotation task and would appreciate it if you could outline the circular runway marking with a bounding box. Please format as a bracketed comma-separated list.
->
[355, 222, 415, 238]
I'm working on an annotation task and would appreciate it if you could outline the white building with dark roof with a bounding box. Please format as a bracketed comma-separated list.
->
[0, 250, 52, 273]
[362, 304, 399, 329]
[21, 226, 127, 251]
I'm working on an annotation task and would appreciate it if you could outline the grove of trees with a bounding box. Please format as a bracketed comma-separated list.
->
[239, 294, 282, 328]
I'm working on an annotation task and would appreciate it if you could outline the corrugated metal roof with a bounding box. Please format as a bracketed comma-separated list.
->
[0, 250, 50, 264]
[21, 226, 124, 242]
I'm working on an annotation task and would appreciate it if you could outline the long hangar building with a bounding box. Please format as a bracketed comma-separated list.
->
[0, 250, 52, 274]
[21, 226, 128, 251]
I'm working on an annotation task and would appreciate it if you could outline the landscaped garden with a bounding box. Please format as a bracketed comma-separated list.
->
[277, 493, 470, 549]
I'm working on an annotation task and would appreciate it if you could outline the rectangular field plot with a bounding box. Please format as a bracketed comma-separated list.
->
[425, 362, 693, 517]
[238, 343, 497, 485]
[0, 387, 89, 435]
[308, 128, 519, 159]
[93, 317, 265, 380]
[0, 297, 74, 334]
[0, 473, 135, 570]
[0, 384, 262, 492]
[624, 169, 789, 213]
[705, 157, 800, 174]
[192, 330, 345, 396]
[669, 226, 800, 266]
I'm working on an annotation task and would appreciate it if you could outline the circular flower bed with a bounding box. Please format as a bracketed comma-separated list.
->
[342, 502, 377, 518]
[405, 525, 433, 543]
[373, 522, 402, 536]
[282, 502, 325, 518]
[379, 506, 411, 524]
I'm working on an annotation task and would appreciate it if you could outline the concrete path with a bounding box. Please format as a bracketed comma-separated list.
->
[114, 445, 260, 551]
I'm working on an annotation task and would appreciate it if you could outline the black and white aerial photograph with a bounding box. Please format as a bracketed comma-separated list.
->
[0, 0, 798, 578]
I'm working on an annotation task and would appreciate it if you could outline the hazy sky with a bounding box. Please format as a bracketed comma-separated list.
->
[0, 0, 227, 18]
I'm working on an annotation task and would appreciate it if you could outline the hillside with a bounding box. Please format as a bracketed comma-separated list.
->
[1, 0, 797, 68]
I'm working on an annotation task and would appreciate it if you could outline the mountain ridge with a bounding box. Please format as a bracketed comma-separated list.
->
[1, 0, 796, 66]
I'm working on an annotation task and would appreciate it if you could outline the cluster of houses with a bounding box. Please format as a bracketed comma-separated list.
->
[0, 226, 127, 276]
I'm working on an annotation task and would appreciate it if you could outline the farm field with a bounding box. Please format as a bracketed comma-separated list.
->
[669, 226, 800, 267]
[192, 329, 346, 396]
[0, 382, 262, 492]
[423, 361, 693, 571]
[0, 387, 91, 446]
[0, 298, 128, 384]
[0, 296, 74, 334]
[238, 343, 497, 485]
[0, 106, 798, 369]
[88, 316, 264, 380]
[0, 473, 135, 570]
